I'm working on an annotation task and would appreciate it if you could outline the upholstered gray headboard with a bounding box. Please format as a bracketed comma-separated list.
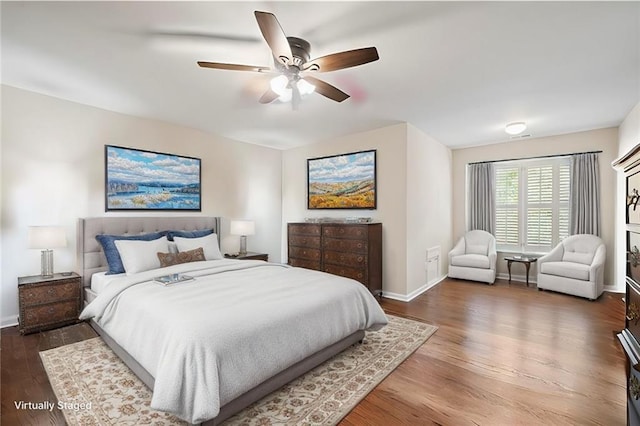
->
[77, 216, 221, 288]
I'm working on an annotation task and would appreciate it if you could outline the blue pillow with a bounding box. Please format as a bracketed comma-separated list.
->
[96, 232, 165, 275]
[166, 229, 213, 241]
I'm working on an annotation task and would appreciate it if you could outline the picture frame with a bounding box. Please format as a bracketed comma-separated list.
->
[307, 149, 377, 210]
[105, 145, 201, 211]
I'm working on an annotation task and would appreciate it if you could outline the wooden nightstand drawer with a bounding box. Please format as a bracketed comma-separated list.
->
[21, 280, 78, 306]
[22, 300, 78, 329]
[18, 272, 81, 334]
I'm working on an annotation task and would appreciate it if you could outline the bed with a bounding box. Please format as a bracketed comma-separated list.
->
[76, 216, 388, 425]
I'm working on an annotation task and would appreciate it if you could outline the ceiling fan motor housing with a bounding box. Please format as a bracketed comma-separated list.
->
[286, 37, 311, 68]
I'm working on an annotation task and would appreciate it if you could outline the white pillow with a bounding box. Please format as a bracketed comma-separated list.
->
[114, 236, 170, 275]
[173, 233, 222, 260]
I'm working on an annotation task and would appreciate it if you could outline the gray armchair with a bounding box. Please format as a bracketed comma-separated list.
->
[448, 230, 497, 284]
[536, 234, 605, 300]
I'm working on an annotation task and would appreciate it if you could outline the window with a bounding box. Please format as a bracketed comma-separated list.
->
[493, 157, 570, 253]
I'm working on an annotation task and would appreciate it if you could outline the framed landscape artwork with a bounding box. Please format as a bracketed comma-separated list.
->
[105, 145, 201, 211]
[307, 149, 377, 209]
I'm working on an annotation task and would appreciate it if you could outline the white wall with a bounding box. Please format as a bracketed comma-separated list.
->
[452, 128, 619, 287]
[282, 122, 452, 299]
[1, 86, 283, 327]
[406, 124, 452, 296]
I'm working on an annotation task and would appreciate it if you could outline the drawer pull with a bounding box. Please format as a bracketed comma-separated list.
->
[631, 375, 640, 400]
[628, 302, 640, 325]
[630, 246, 640, 267]
[47, 288, 55, 296]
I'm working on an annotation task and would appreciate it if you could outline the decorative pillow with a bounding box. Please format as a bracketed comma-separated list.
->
[114, 236, 170, 275]
[158, 247, 206, 267]
[174, 233, 222, 260]
[166, 229, 213, 241]
[96, 232, 165, 275]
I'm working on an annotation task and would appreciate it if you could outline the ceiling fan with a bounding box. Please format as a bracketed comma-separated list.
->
[197, 11, 379, 108]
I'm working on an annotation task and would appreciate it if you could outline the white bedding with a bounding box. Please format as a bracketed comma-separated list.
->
[90, 271, 125, 294]
[80, 259, 388, 424]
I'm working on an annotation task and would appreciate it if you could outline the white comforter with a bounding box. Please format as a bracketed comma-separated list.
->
[80, 260, 388, 424]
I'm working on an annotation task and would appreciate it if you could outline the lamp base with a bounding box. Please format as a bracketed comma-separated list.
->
[239, 235, 248, 255]
[41, 249, 54, 277]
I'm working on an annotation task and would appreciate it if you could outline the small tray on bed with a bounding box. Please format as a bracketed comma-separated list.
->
[154, 274, 194, 286]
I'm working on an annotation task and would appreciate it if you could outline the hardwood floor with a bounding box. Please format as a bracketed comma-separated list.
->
[1, 278, 626, 425]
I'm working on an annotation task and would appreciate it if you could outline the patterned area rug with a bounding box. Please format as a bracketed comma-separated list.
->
[40, 315, 437, 425]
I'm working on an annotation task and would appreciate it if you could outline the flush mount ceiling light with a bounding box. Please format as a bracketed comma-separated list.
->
[505, 122, 527, 135]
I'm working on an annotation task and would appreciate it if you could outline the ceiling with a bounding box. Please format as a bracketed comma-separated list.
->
[2, 1, 639, 150]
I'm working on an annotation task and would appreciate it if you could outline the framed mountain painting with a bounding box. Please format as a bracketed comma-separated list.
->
[307, 149, 377, 209]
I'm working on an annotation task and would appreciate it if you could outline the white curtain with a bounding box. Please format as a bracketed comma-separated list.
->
[570, 153, 600, 236]
[468, 162, 495, 234]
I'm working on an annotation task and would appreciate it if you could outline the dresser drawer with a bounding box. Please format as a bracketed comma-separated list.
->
[21, 300, 78, 329]
[289, 257, 321, 271]
[323, 237, 367, 253]
[289, 246, 321, 261]
[288, 224, 321, 236]
[20, 280, 78, 306]
[323, 264, 366, 283]
[323, 250, 367, 267]
[322, 225, 367, 239]
[289, 235, 321, 248]
[628, 280, 640, 342]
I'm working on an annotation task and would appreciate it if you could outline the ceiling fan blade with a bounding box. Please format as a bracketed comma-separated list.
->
[302, 76, 350, 102]
[259, 88, 280, 104]
[303, 47, 379, 72]
[254, 11, 293, 65]
[197, 61, 271, 73]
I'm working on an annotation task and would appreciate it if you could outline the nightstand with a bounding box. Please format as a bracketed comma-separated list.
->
[18, 272, 81, 334]
[224, 252, 269, 262]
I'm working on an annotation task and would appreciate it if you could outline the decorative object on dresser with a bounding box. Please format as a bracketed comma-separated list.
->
[28, 226, 67, 277]
[287, 222, 382, 297]
[230, 220, 255, 255]
[224, 251, 268, 261]
[18, 272, 81, 334]
[105, 145, 201, 211]
[612, 142, 640, 426]
[307, 150, 376, 210]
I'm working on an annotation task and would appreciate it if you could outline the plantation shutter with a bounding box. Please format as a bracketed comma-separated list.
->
[491, 157, 572, 252]
[494, 167, 519, 248]
[558, 163, 570, 240]
[526, 166, 553, 249]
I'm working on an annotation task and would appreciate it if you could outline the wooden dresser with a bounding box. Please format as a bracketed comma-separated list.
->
[18, 272, 81, 334]
[287, 222, 382, 297]
[614, 143, 640, 425]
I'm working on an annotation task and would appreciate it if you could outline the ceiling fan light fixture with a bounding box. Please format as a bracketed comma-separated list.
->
[298, 79, 315, 96]
[505, 122, 527, 135]
[270, 75, 289, 96]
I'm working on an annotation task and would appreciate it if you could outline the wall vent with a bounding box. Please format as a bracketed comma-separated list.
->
[426, 246, 440, 285]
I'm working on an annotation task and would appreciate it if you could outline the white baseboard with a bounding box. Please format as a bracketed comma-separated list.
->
[1, 315, 18, 329]
[496, 272, 536, 285]
[383, 275, 446, 302]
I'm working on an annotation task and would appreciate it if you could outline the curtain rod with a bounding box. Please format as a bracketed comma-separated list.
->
[468, 150, 603, 166]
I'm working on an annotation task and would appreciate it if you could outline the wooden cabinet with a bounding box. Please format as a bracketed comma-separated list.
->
[287, 222, 382, 297]
[614, 143, 640, 425]
[18, 272, 81, 334]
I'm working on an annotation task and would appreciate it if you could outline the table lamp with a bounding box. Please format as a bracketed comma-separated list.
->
[230, 220, 255, 255]
[28, 226, 67, 277]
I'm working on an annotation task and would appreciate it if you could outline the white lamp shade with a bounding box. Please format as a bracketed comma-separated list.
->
[28, 226, 67, 249]
[230, 220, 255, 236]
